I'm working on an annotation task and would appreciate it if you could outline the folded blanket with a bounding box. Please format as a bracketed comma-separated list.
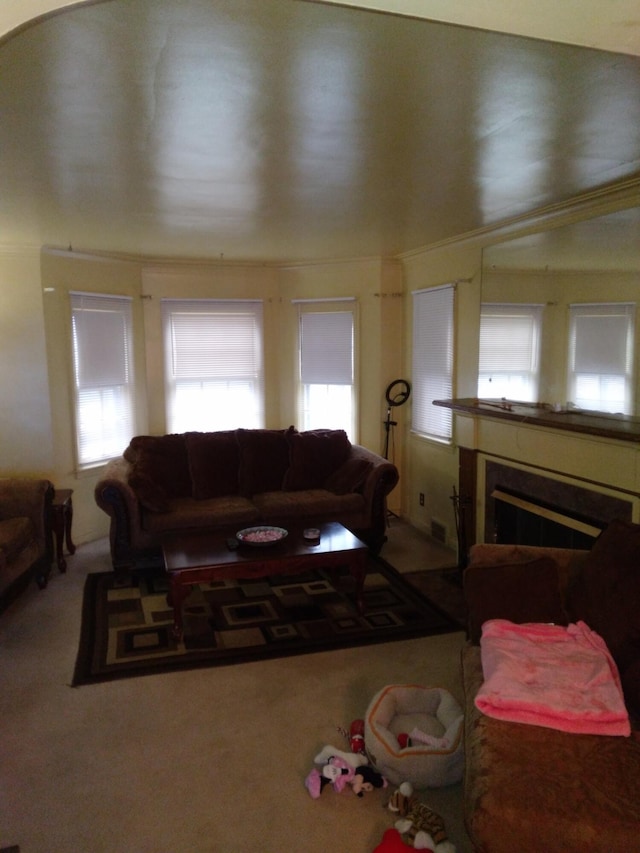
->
[476, 619, 630, 736]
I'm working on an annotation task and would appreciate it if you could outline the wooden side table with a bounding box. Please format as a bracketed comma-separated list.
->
[50, 488, 76, 573]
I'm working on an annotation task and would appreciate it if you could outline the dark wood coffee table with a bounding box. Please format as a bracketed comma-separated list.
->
[161, 521, 369, 639]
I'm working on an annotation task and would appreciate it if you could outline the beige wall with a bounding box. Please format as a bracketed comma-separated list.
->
[6, 250, 402, 543]
[40, 249, 145, 543]
[3, 194, 640, 552]
[399, 242, 482, 541]
[277, 257, 404, 512]
[0, 248, 54, 474]
[483, 268, 640, 409]
[140, 263, 282, 433]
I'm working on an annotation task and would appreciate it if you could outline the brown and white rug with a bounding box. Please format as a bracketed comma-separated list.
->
[72, 558, 460, 685]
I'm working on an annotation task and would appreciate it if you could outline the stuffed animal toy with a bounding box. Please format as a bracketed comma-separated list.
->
[351, 764, 388, 797]
[305, 744, 387, 799]
[349, 718, 366, 754]
[373, 828, 425, 853]
[388, 782, 456, 852]
[304, 745, 367, 799]
[336, 718, 367, 755]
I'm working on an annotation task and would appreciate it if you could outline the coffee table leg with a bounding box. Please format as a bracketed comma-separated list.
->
[167, 576, 187, 640]
[351, 551, 368, 615]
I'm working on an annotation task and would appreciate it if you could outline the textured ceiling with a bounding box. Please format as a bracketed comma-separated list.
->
[2, 0, 640, 262]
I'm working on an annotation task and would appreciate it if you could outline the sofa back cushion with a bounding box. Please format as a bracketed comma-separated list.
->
[283, 429, 351, 491]
[237, 428, 294, 496]
[125, 434, 191, 499]
[324, 457, 372, 495]
[127, 473, 171, 513]
[464, 556, 567, 645]
[566, 518, 640, 675]
[185, 431, 239, 499]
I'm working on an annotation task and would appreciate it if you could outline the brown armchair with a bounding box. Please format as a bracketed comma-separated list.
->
[0, 477, 54, 612]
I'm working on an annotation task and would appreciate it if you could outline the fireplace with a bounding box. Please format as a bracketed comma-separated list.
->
[484, 461, 633, 549]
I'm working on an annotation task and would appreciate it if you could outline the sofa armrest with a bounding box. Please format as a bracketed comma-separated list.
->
[464, 543, 588, 644]
[95, 457, 146, 571]
[349, 444, 399, 552]
[0, 477, 54, 551]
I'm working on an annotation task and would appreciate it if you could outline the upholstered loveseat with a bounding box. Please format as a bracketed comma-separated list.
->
[0, 477, 54, 612]
[95, 427, 399, 573]
[461, 520, 640, 852]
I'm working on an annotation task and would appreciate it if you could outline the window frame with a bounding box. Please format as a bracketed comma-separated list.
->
[567, 302, 635, 415]
[294, 298, 357, 440]
[69, 291, 136, 469]
[161, 298, 265, 433]
[477, 302, 543, 403]
[411, 284, 455, 443]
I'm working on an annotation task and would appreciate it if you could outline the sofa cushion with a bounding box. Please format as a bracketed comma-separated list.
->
[283, 429, 351, 491]
[461, 642, 640, 853]
[125, 434, 191, 499]
[141, 495, 260, 534]
[464, 556, 567, 645]
[324, 457, 372, 495]
[127, 473, 170, 513]
[237, 428, 293, 496]
[185, 431, 239, 499]
[252, 489, 364, 521]
[0, 516, 35, 563]
[566, 518, 640, 673]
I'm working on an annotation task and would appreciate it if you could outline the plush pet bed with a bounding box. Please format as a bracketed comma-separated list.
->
[364, 684, 464, 788]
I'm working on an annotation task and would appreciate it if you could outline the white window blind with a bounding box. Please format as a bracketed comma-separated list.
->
[70, 292, 135, 467]
[162, 299, 264, 432]
[478, 303, 543, 402]
[568, 302, 635, 414]
[411, 285, 454, 441]
[298, 304, 355, 438]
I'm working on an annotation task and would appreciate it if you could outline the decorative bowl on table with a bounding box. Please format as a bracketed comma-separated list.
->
[236, 525, 288, 546]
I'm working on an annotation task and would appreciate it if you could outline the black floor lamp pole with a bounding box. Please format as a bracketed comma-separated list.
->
[383, 406, 397, 460]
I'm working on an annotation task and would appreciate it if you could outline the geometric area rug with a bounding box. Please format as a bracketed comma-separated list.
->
[72, 557, 460, 685]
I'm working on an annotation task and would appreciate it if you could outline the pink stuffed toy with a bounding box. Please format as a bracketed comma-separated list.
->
[305, 755, 355, 798]
[373, 828, 431, 853]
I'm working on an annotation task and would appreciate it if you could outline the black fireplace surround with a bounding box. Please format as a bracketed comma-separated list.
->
[484, 461, 633, 549]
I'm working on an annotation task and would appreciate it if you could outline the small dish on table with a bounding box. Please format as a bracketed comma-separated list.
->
[236, 525, 288, 546]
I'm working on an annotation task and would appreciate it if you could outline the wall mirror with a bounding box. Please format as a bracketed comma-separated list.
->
[481, 205, 640, 417]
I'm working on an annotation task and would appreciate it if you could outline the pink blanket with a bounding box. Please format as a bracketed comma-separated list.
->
[476, 619, 630, 736]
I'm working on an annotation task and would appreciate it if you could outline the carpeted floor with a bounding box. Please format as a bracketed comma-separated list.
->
[73, 557, 460, 685]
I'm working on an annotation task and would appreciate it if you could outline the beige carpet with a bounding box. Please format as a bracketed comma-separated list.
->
[0, 537, 472, 853]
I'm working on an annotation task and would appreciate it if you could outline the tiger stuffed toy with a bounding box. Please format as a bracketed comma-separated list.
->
[387, 781, 457, 852]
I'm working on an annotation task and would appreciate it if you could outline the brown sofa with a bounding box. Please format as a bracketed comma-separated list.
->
[461, 520, 640, 852]
[95, 427, 399, 573]
[0, 477, 54, 612]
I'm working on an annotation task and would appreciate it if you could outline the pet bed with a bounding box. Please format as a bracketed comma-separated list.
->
[364, 684, 464, 788]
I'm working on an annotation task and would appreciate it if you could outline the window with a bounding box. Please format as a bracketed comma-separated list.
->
[70, 292, 135, 467]
[297, 301, 355, 438]
[568, 302, 635, 414]
[478, 303, 543, 402]
[162, 299, 264, 432]
[412, 285, 454, 441]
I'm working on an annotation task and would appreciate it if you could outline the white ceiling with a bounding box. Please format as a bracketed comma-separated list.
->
[2, 0, 640, 262]
[320, 1, 640, 56]
[7, 1, 640, 55]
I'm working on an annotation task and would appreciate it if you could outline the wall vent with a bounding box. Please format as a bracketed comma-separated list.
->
[430, 519, 447, 544]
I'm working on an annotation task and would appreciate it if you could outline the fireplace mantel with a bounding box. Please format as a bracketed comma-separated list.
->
[434, 398, 640, 444]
